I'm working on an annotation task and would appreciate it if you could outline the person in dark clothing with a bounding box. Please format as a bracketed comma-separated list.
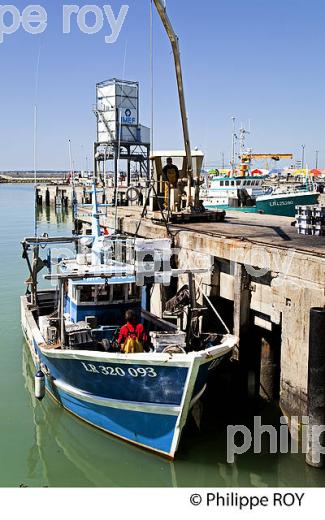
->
[162, 157, 180, 185]
[162, 157, 180, 209]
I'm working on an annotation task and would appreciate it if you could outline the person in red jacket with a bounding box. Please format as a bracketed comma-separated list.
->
[118, 310, 148, 352]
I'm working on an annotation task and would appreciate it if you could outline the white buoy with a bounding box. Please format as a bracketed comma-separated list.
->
[35, 370, 45, 401]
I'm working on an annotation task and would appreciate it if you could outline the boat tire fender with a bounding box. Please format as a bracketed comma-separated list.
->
[126, 187, 140, 202]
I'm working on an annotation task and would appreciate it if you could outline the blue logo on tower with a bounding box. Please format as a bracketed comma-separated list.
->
[121, 108, 136, 125]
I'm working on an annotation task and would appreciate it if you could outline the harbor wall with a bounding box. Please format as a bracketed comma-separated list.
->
[79, 208, 325, 431]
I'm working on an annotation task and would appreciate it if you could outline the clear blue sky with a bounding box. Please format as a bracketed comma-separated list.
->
[0, 0, 324, 170]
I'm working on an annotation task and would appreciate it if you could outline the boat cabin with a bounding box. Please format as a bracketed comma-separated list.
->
[202, 175, 266, 208]
[209, 175, 265, 191]
[64, 276, 141, 327]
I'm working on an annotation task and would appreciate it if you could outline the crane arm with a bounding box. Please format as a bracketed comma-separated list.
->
[241, 153, 293, 161]
[153, 0, 198, 208]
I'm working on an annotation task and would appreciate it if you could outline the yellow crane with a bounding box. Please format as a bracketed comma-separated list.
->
[241, 153, 293, 163]
[239, 153, 293, 172]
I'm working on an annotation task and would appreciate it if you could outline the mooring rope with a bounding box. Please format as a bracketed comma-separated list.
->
[196, 279, 231, 334]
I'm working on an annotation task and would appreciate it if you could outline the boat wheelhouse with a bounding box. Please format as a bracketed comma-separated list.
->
[202, 175, 266, 209]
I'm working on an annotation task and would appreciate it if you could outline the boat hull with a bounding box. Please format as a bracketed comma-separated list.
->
[21, 296, 235, 458]
[255, 192, 319, 217]
[203, 192, 319, 217]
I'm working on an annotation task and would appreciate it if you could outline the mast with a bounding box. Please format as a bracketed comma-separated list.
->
[69, 139, 78, 221]
[59, 278, 65, 348]
[91, 182, 101, 238]
[231, 116, 237, 174]
[91, 182, 102, 265]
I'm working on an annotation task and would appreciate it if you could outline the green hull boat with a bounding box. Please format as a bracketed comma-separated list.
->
[255, 192, 319, 217]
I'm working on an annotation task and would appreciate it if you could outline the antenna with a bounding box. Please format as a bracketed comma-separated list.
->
[231, 116, 237, 172]
[68, 139, 73, 176]
[33, 47, 41, 237]
[239, 124, 250, 155]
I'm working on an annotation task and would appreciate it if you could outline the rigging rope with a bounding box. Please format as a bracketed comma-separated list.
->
[196, 277, 231, 334]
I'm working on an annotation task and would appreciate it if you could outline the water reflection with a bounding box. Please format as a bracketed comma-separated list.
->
[24, 343, 320, 488]
[36, 205, 72, 228]
[22, 345, 178, 487]
[17, 192, 325, 488]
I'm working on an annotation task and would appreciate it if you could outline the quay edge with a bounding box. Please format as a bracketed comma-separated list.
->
[78, 206, 325, 437]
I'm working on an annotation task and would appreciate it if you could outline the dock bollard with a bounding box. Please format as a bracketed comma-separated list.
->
[306, 307, 325, 468]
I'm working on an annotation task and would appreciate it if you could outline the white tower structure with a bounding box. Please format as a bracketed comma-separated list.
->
[93, 78, 150, 194]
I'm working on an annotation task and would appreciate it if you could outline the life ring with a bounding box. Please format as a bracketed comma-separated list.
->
[126, 186, 141, 202]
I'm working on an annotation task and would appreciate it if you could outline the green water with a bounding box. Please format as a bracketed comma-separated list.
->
[0, 184, 324, 487]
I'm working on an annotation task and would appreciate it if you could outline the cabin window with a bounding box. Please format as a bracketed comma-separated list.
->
[225, 181, 229, 186]
[113, 284, 126, 302]
[220, 181, 224, 187]
[128, 284, 140, 301]
[80, 286, 95, 303]
[97, 285, 111, 303]
[236, 180, 241, 186]
[231, 181, 235, 186]
[128, 284, 135, 300]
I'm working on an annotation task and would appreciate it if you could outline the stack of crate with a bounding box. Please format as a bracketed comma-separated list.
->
[296, 205, 325, 236]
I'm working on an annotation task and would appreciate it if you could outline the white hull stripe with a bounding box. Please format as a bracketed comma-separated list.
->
[189, 384, 207, 409]
[257, 192, 318, 202]
[53, 379, 182, 416]
[43, 349, 193, 367]
[39, 342, 233, 365]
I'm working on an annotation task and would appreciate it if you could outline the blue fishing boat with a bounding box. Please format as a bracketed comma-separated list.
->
[21, 185, 237, 459]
